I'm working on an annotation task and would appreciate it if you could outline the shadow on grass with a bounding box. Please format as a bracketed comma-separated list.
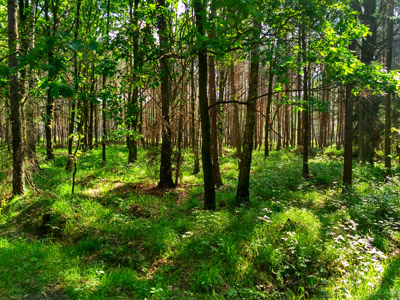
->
[367, 258, 400, 300]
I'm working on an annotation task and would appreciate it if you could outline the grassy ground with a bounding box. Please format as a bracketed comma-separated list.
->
[0, 145, 400, 299]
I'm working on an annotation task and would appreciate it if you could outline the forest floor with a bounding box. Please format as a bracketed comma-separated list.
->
[0, 146, 400, 299]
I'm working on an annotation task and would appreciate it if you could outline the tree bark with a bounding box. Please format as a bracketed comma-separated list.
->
[44, 0, 55, 161]
[343, 83, 354, 189]
[207, 1, 222, 187]
[217, 67, 226, 157]
[194, 0, 215, 209]
[8, 0, 25, 195]
[208, 55, 223, 186]
[25, 0, 39, 169]
[66, 0, 81, 170]
[384, 0, 394, 178]
[231, 61, 242, 163]
[128, 0, 140, 163]
[358, 0, 376, 164]
[301, 29, 309, 179]
[157, 0, 175, 189]
[102, 0, 110, 165]
[88, 64, 95, 149]
[236, 22, 260, 204]
[191, 59, 200, 174]
[264, 67, 273, 157]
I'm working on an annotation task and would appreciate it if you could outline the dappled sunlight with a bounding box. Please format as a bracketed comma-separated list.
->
[1, 147, 400, 298]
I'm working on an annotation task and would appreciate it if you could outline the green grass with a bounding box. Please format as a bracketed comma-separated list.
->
[0, 146, 400, 299]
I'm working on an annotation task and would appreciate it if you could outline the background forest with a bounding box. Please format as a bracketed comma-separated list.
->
[1, 0, 400, 299]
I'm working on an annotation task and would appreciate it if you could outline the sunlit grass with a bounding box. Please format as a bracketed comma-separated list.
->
[0, 146, 400, 299]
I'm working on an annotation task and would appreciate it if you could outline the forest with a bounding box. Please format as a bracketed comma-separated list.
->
[1, 0, 400, 298]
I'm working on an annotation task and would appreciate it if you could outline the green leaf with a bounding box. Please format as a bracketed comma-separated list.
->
[88, 41, 100, 51]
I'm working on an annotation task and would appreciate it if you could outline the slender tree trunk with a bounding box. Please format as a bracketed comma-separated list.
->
[302, 29, 309, 179]
[296, 33, 303, 148]
[175, 96, 184, 185]
[342, 35, 357, 190]
[337, 88, 344, 149]
[385, 0, 394, 178]
[157, 0, 175, 189]
[195, 0, 215, 209]
[128, 0, 139, 163]
[217, 68, 226, 157]
[94, 103, 98, 146]
[264, 67, 273, 157]
[358, 0, 376, 164]
[66, 0, 81, 170]
[44, 0, 55, 161]
[343, 84, 354, 189]
[236, 21, 260, 204]
[231, 61, 242, 163]
[276, 107, 281, 150]
[25, 0, 39, 169]
[209, 55, 223, 186]
[88, 65, 95, 149]
[5, 105, 10, 151]
[207, 1, 222, 187]
[191, 59, 200, 174]
[102, 0, 110, 165]
[8, 0, 25, 195]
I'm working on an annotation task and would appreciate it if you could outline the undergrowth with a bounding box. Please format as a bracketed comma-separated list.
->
[0, 146, 399, 299]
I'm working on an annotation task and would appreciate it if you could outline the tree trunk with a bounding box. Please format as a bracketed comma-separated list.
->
[191, 59, 200, 174]
[8, 0, 25, 195]
[302, 29, 309, 179]
[195, 0, 215, 210]
[66, 0, 81, 170]
[88, 64, 95, 149]
[358, 0, 376, 164]
[208, 55, 223, 186]
[207, 1, 222, 187]
[342, 32, 357, 190]
[343, 84, 354, 189]
[217, 68, 226, 157]
[128, 0, 140, 163]
[44, 0, 55, 161]
[25, 0, 39, 169]
[384, 0, 394, 178]
[231, 61, 242, 163]
[264, 67, 273, 157]
[175, 97, 184, 185]
[157, 0, 175, 189]
[236, 21, 260, 204]
[102, 0, 110, 165]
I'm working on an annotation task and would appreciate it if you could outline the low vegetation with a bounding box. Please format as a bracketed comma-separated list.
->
[0, 146, 399, 299]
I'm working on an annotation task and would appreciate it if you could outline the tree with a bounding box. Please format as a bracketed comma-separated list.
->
[43, 0, 60, 161]
[24, 0, 40, 170]
[342, 20, 358, 190]
[157, 0, 175, 189]
[66, 0, 82, 170]
[194, 0, 215, 210]
[208, 0, 223, 187]
[301, 27, 310, 179]
[384, 0, 394, 178]
[127, 0, 140, 164]
[236, 21, 260, 204]
[102, 0, 111, 165]
[358, 0, 377, 164]
[8, 0, 25, 195]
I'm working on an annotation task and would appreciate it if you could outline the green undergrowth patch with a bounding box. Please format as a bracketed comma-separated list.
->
[0, 146, 400, 299]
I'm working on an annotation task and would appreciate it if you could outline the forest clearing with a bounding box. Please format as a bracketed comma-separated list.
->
[1, 0, 400, 298]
